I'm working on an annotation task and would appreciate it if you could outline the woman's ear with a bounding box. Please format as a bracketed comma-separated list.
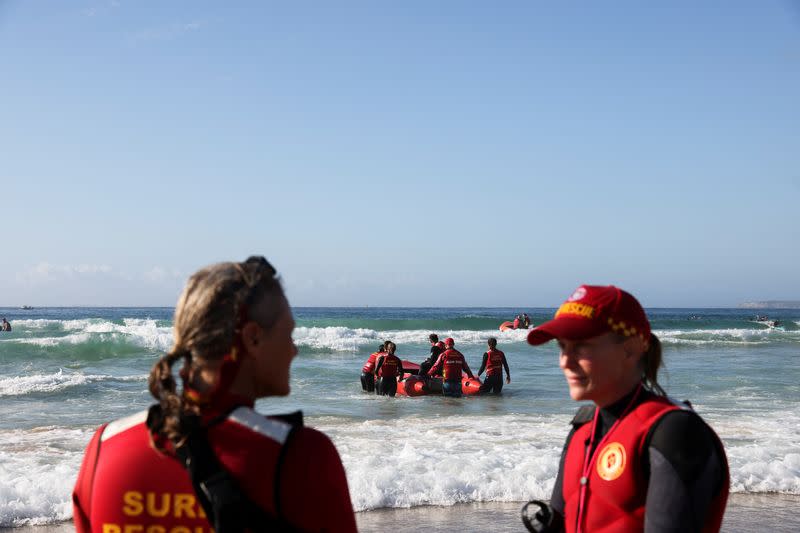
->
[239, 321, 262, 356]
[622, 335, 646, 361]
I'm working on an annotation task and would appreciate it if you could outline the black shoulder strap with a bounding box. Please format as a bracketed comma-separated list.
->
[166, 407, 304, 533]
[571, 405, 595, 427]
[272, 419, 301, 517]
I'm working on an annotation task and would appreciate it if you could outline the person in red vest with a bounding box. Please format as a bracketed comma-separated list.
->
[374, 341, 403, 396]
[477, 337, 510, 394]
[361, 342, 386, 392]
[521, 285, 729, 533]
[427, 337, 474, 397]
[418, 333, 444, 378]
[72, 256, 357, 533]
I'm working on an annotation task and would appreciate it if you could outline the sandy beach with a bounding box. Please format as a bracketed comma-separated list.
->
[12, 493, 800, 532]
[356, 494, 800, 532]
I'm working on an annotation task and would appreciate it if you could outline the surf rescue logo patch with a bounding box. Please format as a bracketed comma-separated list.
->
[596, 442, 626, 481]
[568, 287, 587, 302]
[555, 302, 595, 319]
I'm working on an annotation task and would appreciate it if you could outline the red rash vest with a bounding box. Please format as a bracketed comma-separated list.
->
[561, 396, 729, 533]
[72, 406, 357, 533]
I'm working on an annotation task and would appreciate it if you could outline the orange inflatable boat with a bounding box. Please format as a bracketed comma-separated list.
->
[396, 361, 482, 397]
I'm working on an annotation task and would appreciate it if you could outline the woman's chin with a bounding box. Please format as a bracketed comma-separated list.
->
[568, 384, 589, 402]
[260, 381, 290, 397]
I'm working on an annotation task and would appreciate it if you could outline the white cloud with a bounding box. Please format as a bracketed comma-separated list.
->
[7, 262, 185, 305]
[129, 20, 205, 43]
[16, 262, 114, 285]
[15, 262, 184, 287]
[143, 266, 184, 284]
[82, 1, 121, 18]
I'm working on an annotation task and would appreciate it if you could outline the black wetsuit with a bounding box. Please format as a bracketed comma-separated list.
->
[360, 372, 375, 392]
[419, 344, 443, 377]
[477, 351, 510, 394]
[375, 377, 397, 396]
[543, 388, 726, 533]
[374, 356, 400, 397]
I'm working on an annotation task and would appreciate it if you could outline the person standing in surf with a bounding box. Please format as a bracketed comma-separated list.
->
[418, 333, 444, 378]
[361, 342, 386, 392]
[477, 337, 510, 394]
[521, 285, 729, 533]
[1, 317, 11, 331]
[428, 337, 474, 397]
[374, 340, 403, 396]
[73, 256, 357, 533]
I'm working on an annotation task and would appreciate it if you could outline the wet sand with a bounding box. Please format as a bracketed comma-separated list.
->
[356, 494, 800, 532]
[9, 493, 800, 532]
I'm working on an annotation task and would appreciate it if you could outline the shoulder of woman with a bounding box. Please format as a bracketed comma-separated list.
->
[286, 427, 344, 464]
[648, 409, 714, 452]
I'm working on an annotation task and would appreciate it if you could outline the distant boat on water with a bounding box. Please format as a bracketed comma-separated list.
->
[20, 305, 33, 310]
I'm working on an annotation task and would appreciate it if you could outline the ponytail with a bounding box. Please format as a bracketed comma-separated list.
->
[641, 334, 666, 397]
[148, 346, 199, 451]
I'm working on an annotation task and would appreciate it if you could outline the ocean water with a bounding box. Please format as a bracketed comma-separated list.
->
[1, 306, 799, 527]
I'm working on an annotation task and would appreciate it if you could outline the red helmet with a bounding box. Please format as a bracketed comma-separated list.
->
[444, 337, 455, 347]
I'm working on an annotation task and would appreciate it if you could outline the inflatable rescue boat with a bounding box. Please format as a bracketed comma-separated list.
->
[396, 361, 482, 397]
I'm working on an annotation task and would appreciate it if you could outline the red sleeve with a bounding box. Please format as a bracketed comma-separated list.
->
[72, 425, 106, 533]
[428, 353, 444, 376]
[279, 427, 357, 533]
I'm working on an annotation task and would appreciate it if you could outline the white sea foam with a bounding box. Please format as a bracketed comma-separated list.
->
[710, 409, 800, 494]
[316, 407, 800, 511]
[0, 370, 146, 397]
[0, 407, 798, 526]
[656, 328, 800, 346]
[293, 327, 530, 352]
[0, 426, 91, 527]
[291, 325, 800, 352]
[7, 320, 798, 355]
[13, 333, 94, 347]
[5, 319, 174, 352]
[11, 318, 112, 331]
[317, 413, 567, 511]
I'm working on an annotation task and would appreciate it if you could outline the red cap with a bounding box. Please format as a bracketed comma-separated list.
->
[527, 285, 650, 345]
[444, 337, 455, 347]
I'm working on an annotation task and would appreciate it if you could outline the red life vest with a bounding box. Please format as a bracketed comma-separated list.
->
[72, 407, 358, 533]
[562, 395, 729, 533]
[486, 349, 505, 376]
[362, 352, 381, 373]
[513, 318, 521, 329]
[376, 354, 401, 378]
[441, 349, 466, 381]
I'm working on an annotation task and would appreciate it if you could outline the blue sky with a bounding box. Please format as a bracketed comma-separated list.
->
[1, 1, 798, 307]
